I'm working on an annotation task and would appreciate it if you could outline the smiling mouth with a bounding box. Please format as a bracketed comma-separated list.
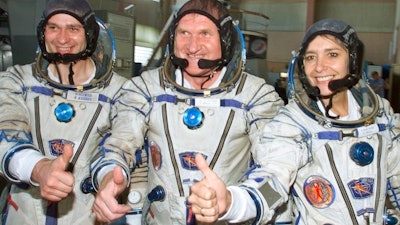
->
[187, 54, 203, 59]
[316, 75, 333, 82]
[57, 47, 72, 53]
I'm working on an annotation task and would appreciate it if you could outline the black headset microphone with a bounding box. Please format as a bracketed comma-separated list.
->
[299, 73, 357, 98]
[170, 55, 188, 68]
[198, 58, 224, 69]
[328, 73, 358, 92]
[171, 55, 223, 69]
[301, 74, 358, 98]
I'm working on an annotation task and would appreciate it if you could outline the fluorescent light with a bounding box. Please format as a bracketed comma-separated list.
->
[124, 4, 134, 10]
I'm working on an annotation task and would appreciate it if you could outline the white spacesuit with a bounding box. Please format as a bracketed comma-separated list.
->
[0, 1, 132, 224]
[102, 1, 284, 224]
[239, 19, 400, 225]
[124, 61, 282, 225]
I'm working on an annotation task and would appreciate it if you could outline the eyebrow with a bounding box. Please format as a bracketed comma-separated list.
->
[46, 21, 83, 28]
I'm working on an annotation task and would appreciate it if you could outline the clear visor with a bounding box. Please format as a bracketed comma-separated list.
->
[35, 17, 116, 90]
[163, 23, 246, 96]
[287, 55, 379, 128]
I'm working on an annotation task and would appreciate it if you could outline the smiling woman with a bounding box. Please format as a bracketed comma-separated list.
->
[294, 18, 364, 119]
[303, 35, 349, 97]
[249, 18, 400, 225]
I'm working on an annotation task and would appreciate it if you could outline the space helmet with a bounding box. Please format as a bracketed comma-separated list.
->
[168, 0, 237, 70]
[36, 0, 99, 63]
[286, 19, 378, 128]
[162, 0, 246, 96]
[35, 17, 116, 91]
[297, 18, 364, 98]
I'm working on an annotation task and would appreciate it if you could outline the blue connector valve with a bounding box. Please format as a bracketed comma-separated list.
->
[183, 107, 204, 129]
[386, 215, 399, 225]
[81, 177, 95, 194]
[148, 185, 165, 202]
[54, 102, 75, 122]
[142, 185, 166, 225]
[349, 142, 374, 166]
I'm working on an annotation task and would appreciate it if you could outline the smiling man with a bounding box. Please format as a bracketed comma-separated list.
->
[91, 0, 286, 224]
[200, 18, 400, 225]
[0, 0, 132, 224]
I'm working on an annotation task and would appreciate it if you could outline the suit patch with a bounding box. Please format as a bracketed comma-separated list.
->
[49, 139, 74, 156]
[303, 176, 335, 208]
[179, 152, 206, 170]
[150, 141, 162, 171]
[348, 177, 374, 199]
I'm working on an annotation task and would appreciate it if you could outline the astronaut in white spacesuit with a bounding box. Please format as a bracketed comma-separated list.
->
[188, 18, 400, 225]
[0, 0, 134, 224]
[91, 0, 285, 224]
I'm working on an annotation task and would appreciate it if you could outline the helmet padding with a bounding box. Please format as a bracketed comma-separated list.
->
[36, 0, 99, 63]
[169, 0, 236, 70]
[297, 18, 364, 97]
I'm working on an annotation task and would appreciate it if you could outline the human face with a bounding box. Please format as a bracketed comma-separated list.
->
[174, 13, 222, 76]
[303, 35, 349, 97]
[44, 14, 86, 56]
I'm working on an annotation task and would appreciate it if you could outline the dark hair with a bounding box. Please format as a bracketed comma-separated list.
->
[297, 18, 364, 97]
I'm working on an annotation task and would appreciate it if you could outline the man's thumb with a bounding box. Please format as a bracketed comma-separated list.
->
[113, 166, 125, 184]
[113, 166, 127, 193]
[195, 153, 213, 178]
[57, 144, 74, 170]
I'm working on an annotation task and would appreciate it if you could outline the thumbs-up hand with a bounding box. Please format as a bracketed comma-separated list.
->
[187, 153, 232, 223]
[92, 166, 131, 223]
[31, 143, 75, 202]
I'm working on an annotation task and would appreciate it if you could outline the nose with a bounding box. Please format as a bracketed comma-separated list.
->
[314, 57, 326, 73]
[187, 36, 201, 53]
[56, 29, 70, 44]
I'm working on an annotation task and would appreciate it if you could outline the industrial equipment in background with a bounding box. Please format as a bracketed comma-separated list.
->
[0, 8, 11, 71]
[95, 10, 136, 79]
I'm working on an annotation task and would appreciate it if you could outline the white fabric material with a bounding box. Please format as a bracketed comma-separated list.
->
[175, 67, 226, 89]
[218, 186, 256, 222]
[117, 67, 284, 224]
[316, 90, 361, 120]
[96, 164, 116, 186]
[0, 62, 129, 225]
[48, 59, 96, 84]
[9, 149, 46, 185]
[253, 86, 400, 224]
